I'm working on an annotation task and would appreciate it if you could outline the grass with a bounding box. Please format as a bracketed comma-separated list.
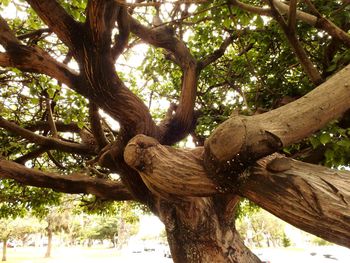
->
[3, 247, 122, 263]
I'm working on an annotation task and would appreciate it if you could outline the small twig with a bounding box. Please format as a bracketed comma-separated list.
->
[47, 151, 66, 169]
[115, 0, 208, 7]
[45, 98, 58, 138]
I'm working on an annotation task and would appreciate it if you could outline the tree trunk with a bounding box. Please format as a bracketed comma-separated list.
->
[45, 228, 53, 258]
[156, 197, 261, 263]
[2, 239, 7, 262]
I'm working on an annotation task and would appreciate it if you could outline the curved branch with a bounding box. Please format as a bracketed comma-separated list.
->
[233, 0, 350, 47]
[0, 117, 95, 155]
[129, 16, 199, 144]
[123, 135, 350, 247]
[0, 159, 133, 201]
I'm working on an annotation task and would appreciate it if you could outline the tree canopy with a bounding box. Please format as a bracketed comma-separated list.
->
[0, 0, 349, 262]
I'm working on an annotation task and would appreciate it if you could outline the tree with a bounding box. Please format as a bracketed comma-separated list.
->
[0, 0, 349, 262]
[0, 217, 41, 261]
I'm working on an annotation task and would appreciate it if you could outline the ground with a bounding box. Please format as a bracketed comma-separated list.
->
[3, 245, 350, 263]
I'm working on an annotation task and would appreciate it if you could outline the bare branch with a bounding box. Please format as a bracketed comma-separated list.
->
[288, 0, 298, 34]
[129, 15, 199, 144]
[272, 0, 317, 25]
[14, 147, 49, 165]
[0, 159, 133, 201]
[45, 98, 58, 138]
[26, 0, 83, 50]
[268, 0, 323, 85]
[124, 135, 217, 198]
[198, 35, 234, 70]
[0, 116, 95, 155]
[25, 121, 81, 133]
[89, 103, 109, 150]
[0, 48, 79, 89]
[112, 7, 130, 61]
[230, 0, 272, 17]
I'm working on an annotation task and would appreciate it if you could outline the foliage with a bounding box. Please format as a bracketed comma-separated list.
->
[0, 1, 349, 259]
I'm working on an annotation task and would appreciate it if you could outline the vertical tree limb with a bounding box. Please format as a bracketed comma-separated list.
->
[268, 0, 323, 85]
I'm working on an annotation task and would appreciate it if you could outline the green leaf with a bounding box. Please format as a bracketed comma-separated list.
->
[319, 133, 331, 145]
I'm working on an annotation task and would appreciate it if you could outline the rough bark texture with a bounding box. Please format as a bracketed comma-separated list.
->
[156, 197, 261, 263]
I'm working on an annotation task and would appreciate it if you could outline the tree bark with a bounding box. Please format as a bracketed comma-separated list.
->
[1, 239, 7, 262]
[156, 197, 261, 263]
[45, 228, 53, 258]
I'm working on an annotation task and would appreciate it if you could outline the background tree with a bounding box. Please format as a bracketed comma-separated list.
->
[0, 217, 41, 261]
[0, 0, 349, 262]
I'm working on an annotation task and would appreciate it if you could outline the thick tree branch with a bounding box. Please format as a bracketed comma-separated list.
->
[124, 134, 350, 247]
[0, 16, 21, 47]
[0, 117, 95, 155]
[271, 0, 317, 25]
[0, 159, 133, 201]
[129, 16, 199, 144]
[85, 0, 119, 49]
[288, 0, 298, 34]
[26, 0, 83, 50]
[0, 48, 79, 89]
[240, 154, 350, 248]
[204, 63, 350, 176]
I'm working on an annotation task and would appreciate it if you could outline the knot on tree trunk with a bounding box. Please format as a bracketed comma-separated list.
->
[124, 134, 219, 198]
